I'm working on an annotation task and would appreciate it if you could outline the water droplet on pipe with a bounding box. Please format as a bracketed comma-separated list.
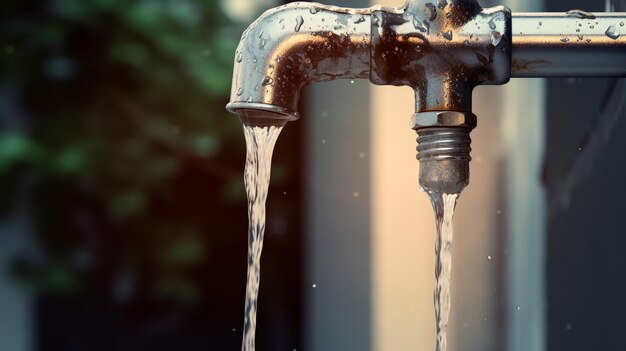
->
[606, 26, 620, 39]
[295, 15, 304, 32]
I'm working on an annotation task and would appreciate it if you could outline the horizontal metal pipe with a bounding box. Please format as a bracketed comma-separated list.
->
[511, 12, 626, 77]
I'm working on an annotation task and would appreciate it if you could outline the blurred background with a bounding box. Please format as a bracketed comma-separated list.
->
[1, 0, 625, 351]
[1, 0, 302, 350]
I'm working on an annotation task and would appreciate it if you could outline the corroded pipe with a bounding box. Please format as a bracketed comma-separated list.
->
[226, 2, 374, 123]
[226, 0, 626, 194]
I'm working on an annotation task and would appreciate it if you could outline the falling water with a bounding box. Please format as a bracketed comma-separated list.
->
[241, 124, 283, 351]
[427, 191, 459, 351]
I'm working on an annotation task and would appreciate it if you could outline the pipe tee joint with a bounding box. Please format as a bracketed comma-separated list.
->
[371, 0, 511, 193]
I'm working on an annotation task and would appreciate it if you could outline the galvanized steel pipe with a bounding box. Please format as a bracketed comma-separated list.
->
[512, 12, 626, 77]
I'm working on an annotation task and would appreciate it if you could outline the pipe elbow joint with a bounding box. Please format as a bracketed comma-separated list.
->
[226, 2, 373, 125]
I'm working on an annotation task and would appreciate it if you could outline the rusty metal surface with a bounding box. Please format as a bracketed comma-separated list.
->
[226, 2, 373, 122]
[371, 0, 512, 113]
[226, 0, 626, 194]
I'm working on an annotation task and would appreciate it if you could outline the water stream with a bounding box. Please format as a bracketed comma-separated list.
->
[427, 192, 459, 351]
[241, 124, 283, 351]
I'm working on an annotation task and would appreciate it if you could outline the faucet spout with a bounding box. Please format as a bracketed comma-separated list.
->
[226, 2, 373, 125]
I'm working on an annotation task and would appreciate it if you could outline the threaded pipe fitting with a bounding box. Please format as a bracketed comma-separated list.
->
[413, 111, 476, 194]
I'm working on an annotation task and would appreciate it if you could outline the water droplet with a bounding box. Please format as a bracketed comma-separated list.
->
[442, 30, 453, 41]
[235, 52, 243, 63]
[538, 21, 542, 26]
[283, 191, 287, 195]
[590, 25, 595, 29]
[464, 40, 470, 46]
[232, 328, 236, 332]
[312, 283, 317, 288]
[247, 96, 253, 103]
[354, 15, 366, 24]
[488, 19, 497, 30]
[359, 152, 365, 158]
[353, 192, 359, 198]
[606, 26, 620, 39]
[262, 76, 274, 86]
[621, 22, 624, 27]
[259, 39, 266, 49]
[566, 9, 596, 20]
[578, 147, 582, 151]
[497, 210, 502, 215]
[321, 139, 326, 144]
[350, 80, 355, 84]
[236, 87, 243, 96]
[412, 19, 429, 33]
[565, 324, 573, 330]
[310, 7, 319, 14]
[516, 306, 521, 310]
[561, 37, 570, 43]
[487, 255, 492, 260]
[491, 31, 502, 46]
[295, 15, 304, 32]
[258, 30, 264, 38]
[425, 3, 438, 21]
[254, 85, 259, 91]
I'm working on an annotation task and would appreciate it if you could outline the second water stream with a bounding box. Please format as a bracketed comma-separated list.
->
[428, 192, 460, 351]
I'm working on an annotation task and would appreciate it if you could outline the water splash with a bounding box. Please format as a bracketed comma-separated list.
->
[428, 191, 459, 351]
[241, 124, 284, 351]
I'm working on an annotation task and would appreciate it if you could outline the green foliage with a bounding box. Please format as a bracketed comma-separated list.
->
[0, 0, 264, 304]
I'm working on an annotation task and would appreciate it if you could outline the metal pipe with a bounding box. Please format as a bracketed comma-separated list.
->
[226, 1, 626, 194]
[512, 12, 626, 77]
[226, 2, 373, 124]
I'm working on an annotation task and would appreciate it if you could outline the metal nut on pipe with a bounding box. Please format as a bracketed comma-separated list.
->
[411, 111, 478, 130]
[413, 111, 476, 194]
